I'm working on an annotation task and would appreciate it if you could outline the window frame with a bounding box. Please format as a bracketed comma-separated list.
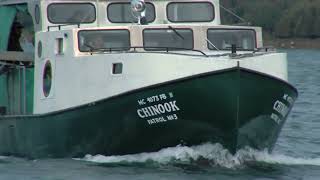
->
[106, 2, 156, 23]
[166, 1, 215, 23]
[142, 28, 194, 51]
[77, 29, 131, 52]
[47, 3, 96, 24]
[206, 28, 257, 51]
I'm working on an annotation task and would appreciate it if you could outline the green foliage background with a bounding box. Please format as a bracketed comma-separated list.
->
[221, 0, 320, 38]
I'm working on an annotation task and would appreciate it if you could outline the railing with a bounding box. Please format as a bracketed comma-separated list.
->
[84, 46, 209, 57]
[47, 23, 80, 31]
[0, 51, 34, 68]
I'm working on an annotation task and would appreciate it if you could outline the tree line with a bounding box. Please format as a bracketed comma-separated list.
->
[220, 0, 320, 38]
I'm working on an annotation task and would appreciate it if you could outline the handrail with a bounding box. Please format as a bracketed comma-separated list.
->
[47, 23, 80, 31]
[85, 46, 209, 57]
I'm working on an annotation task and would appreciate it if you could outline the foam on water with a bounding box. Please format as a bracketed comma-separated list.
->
[251, 151, 320, 166]
[0, 156, 7, 159]
[78, 143, 320, 169]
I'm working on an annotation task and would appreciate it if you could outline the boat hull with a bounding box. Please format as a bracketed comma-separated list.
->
[0, 67, 297, 158]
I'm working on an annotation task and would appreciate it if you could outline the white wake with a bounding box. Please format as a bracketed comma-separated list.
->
[77, 143, 320, 168]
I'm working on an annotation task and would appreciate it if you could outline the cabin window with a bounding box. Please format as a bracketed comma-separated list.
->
[107, 2, 155, 23]
[167, 2, 214, 22]
[35, 4, 41, 24]
[78, 30, 130, 52]
[47, 3, 96, 24]
[43, 61, 52, 97]
[207, 29, 256, 50]
[143, 28, 193, 51]
[37, 41, 42, 58]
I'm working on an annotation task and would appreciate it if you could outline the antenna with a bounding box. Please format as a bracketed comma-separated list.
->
[219, 4, 250, 25]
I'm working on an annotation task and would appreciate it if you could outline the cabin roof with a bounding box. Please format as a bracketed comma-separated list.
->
[0, 0, 218, 6]
[0, 0, 92, 6]
[0, 0, 150, 5]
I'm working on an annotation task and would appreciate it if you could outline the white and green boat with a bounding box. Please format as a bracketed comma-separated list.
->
[0, 0, 297, 158]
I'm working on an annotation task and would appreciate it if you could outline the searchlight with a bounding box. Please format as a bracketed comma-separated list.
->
[131, 0, 147, 25]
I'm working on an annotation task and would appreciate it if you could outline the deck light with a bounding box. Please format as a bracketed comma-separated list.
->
[131, 0, 147, 24]
[131, 0, 145, 12]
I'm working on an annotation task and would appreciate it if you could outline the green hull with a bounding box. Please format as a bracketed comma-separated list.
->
[0, 67, 298, 158]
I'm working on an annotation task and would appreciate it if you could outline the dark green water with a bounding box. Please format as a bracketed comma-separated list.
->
[0, 49, 319, 180]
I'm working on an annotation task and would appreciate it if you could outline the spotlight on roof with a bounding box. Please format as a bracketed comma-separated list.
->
[131, 0, 146, 13]
[131, 0, 147, 25]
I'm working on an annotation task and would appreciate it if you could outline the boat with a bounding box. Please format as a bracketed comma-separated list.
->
[0, 0, 298, 158]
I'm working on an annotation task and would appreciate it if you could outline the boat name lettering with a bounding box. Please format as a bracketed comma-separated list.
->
[147, 114, 178, 125]
[137, 92, 174, 106]
[270, 113, 281, 124]
[273, 100, 289, 118]
[270, 94, 293, 124]
[137, 101, 180, 119]
[138, 99, 146, 106]
[283, 94, 294, 105]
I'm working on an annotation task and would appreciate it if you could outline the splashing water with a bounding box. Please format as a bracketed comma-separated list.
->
[78, 143, 320, 169]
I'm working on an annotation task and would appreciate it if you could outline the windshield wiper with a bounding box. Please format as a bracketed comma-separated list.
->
[83, 43, 94, 52]
[168, 26, 185, 40]
[83, 46, 131, 53]
[205, 38, 220, 51]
